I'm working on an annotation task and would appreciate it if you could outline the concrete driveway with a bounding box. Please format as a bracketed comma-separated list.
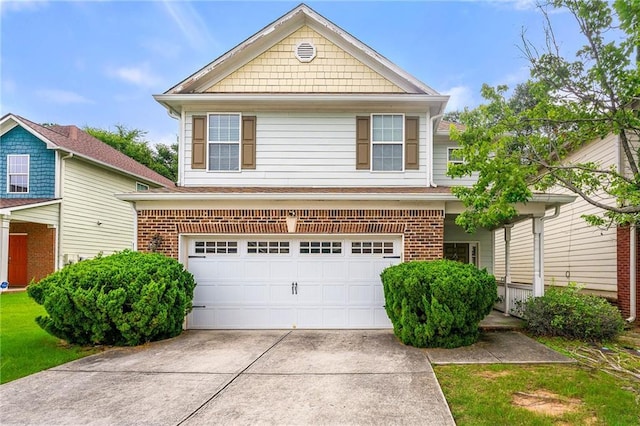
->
[0, 330, 454, 425]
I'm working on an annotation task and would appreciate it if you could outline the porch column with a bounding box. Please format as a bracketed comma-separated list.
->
[532, 216, 544, 297]
[0, 214, 10, 285]
[504, 224, 513, 315]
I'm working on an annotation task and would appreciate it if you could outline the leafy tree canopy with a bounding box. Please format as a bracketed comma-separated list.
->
[448, 0, 640, 233]
[85, 125, 178, 182]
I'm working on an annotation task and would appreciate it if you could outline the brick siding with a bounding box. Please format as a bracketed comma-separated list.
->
[9, 222, 55, 285]
[617, 226, 640, 321]
[138, 209, 444, 260]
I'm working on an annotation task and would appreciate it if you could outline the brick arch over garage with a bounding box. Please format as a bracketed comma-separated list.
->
[136, 209, 444, 261]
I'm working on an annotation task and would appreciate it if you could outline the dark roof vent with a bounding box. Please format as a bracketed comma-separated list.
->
[295, 41, 316, 63]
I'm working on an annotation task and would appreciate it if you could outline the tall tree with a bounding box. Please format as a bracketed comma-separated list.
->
[85, 125, 178, 182]
[448, 0, 640, 233]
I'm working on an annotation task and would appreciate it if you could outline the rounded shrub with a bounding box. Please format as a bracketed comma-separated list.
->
[523, 284, 625, 342]
[27, 250, 196, 346]
[381, 259, 497, 348]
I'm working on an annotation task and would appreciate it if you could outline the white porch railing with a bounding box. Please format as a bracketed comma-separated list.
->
[495, 280, 533, 318]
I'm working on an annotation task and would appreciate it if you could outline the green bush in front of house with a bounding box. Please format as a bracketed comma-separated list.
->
[27, 250, 196, 346]
[381, 259, 497, 348]
[523, 284, 625, 342]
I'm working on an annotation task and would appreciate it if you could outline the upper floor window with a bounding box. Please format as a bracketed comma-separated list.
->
[208, 113, 240, 171]
[447, 147, 464, 165]
[7, 154, 29, 193]
[136, 182, 149, 191]
[371, 114, 404, 171]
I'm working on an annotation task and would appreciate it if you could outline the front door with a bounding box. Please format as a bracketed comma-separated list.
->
[8, 234, 28, 286]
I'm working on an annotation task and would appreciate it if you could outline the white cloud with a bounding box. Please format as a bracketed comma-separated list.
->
[161, 0, 217, 52]
[107, 64, 163, 88]
[0, 0, 48, 15]
[148, 130, 178, 147]
[36, 89, 93, 105]
[500, 66, 531, 87]
[442, 86, 476, 112]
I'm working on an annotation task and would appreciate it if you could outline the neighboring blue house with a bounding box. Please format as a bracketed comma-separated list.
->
[0, 113, 174, 287]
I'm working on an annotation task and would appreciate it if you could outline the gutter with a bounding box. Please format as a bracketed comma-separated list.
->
[628, 224, 637, 323]
[429, 113, 443, 187]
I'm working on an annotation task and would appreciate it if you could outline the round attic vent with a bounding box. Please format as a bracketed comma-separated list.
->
[295, 41, 316, 63]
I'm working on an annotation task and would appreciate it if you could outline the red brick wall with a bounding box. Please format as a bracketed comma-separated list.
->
[137, 209, 444, 261]
[9, 222, 55, 285]
[617, 226, 640, 321]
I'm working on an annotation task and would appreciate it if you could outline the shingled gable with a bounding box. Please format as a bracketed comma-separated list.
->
[161, 3, 439, 96]
[1, 113, 174, 188]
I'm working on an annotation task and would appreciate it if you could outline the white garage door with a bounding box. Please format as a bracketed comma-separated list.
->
[186, 236, 402, 329]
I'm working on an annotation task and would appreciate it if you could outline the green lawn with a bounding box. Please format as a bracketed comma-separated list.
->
[0, 291, 100, 384]
[435, 332, 640, 425]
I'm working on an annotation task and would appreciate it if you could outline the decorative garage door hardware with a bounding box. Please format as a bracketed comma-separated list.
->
[291, 282, 298, 295]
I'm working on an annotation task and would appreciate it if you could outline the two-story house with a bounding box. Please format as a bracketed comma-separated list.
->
[0, 113, 174, 287]
[119, 4, 573, 329]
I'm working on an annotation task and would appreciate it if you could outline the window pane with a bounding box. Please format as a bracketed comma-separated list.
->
[208, 114, 240, 142]
[209, 143, 239, 171]
[372, 144, 402, 171]
[9, 176, 28, 193]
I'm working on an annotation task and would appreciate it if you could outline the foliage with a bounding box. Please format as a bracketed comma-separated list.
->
[85, 125, 178, 182]
[523, 284, 625, 342]
[448, 0, 640, 232]
[381, 259, 496, 348]
[0, 292, 99, 384]
[27, 251, 196, 346]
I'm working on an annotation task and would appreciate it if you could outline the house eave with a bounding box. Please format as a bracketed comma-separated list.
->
[0, 199, 62, 216]
[154, 93, 449, 113]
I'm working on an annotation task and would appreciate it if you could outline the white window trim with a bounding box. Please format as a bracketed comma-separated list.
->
[370, 113, 405, 172]
[206, 112, 242, 172]
[447, 147, 464, 166]
[136, 182, 149, 191]
[7, 154, 30, 194]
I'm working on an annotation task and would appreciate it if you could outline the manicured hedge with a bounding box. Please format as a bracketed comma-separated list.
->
[381, 259, 497, 348]
[28, 250, 196, 346]
[523, 285, 625, 342]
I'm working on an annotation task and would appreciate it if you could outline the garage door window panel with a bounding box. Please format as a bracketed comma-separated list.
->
[352, 241, 394, 254]
[194, 241, 238, 254]
[300, 241, 342, 254]
[248, 241, 290, 254]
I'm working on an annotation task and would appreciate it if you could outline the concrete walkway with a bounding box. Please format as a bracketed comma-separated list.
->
[0, 330, 455, 426]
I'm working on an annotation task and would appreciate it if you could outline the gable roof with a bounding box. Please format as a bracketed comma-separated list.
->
[0, 113, 174, 188]
[165, 3, 438, 96]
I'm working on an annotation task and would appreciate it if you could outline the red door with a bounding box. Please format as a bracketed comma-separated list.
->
[8, 235, 28, 286]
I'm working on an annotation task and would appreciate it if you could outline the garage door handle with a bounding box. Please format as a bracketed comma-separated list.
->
[192, 305, 206, 309]
[189, 255, 206, 259]
[291, 282, 298, 295]
[383, 256, 401, 259]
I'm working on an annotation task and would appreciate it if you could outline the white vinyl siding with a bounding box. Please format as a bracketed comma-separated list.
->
[11, 203, 59, 227]
[494, 134, 619, 294]
[60, 158, 137, 259]
[183, 112, 428, 186]
[433, 135, 476, 186]
[444, 216, 493, 274]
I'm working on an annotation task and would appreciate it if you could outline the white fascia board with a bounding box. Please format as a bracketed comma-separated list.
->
[117, 191, 576, 206]
[154, 93, 449, 113]
[0, 199, 62, 216]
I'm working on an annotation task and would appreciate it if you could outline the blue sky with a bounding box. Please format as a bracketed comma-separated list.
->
[1, 0, 584, 146]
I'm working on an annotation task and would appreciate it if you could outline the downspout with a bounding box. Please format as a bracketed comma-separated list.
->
[627, 224, 636, 322]
[57, 152, 73, 269]
[429, 113, 443, 187]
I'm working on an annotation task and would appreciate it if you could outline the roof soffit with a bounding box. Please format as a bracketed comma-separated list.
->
[168, 4, 437, 96]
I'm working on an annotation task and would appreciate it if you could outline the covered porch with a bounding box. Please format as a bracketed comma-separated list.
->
[0, 199, 60, 288]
